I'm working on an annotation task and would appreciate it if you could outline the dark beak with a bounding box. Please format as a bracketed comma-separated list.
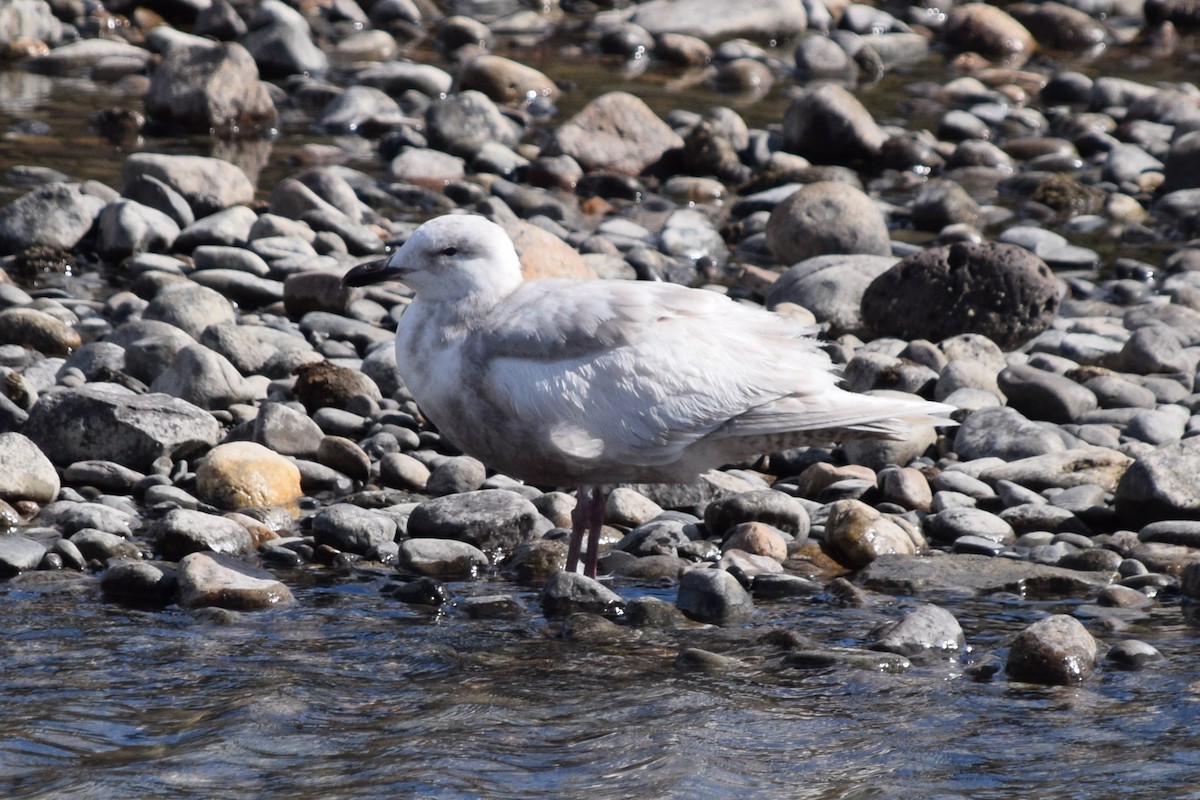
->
[342, 257, 405, 287]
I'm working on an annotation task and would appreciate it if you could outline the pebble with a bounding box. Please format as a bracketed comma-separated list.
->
[1005, 614, 1097, 685]
[675, 567, 755, 624]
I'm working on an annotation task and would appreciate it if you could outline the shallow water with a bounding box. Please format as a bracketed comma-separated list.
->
[3, 569, 1200, 799]
[6, 29, 1200, 800]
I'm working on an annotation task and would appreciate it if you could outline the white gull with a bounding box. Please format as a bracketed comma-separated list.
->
[343, 214, 955, 578]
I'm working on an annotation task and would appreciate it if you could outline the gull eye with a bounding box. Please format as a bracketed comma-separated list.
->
[441, 246, 458, 257]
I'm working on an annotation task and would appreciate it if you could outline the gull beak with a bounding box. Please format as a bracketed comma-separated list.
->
[342, 255, 406, 287]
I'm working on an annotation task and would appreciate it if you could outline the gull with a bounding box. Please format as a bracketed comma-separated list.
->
[343, 214, 954, 579]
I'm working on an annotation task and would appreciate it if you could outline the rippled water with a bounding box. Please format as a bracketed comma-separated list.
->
[6, 33, 1200, 800]
[4, 570, 1200, 799]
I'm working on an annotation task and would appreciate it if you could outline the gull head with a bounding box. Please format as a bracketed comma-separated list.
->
[342, 215, 523, 302]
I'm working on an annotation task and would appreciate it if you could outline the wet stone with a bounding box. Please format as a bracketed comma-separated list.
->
[100, 560, 177, 604]
[406, 490, 541, 555]
[0, 535, 47, 576]
[70, 529, 140, 565]
[397, 538, 488, 578]
[676, 567, 754, 624]
[872, 603, 965, 659]
[1006, 614, 1097, 685]
[311, 503, 397, 555]
[151, 508, 254, 562]
[541, 570, 624, 618]
[176, 551, 295, 611]
[461, 594, 524, 620]
[392, 576, 451, 607]
[1105, 639, 1165, 670]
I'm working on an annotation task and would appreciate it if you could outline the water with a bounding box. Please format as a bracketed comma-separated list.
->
[5, 31, 1200, 800]
[3, 569, 1199, 799]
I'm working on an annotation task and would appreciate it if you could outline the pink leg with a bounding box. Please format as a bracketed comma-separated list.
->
[583, 487, 605, 579]
[565, 489, 587, 574]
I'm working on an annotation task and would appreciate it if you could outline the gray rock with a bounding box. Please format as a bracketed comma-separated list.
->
[355, 60, 452, 98]
[240, 0, 327, 79]
[143, 282, 236, 340]
[252, 401, 324, 458]
[176, 551, 295, 610]
[100, 560, 177, 603]
[998, 364, 1098, 424]
[96, 199, 180, 260]
[0, 432, 60, 503]
[149, 344, 262, 410]
[0, 535, 47, 575]
[615, 518, 691, 557]
[626, 0, 806, 39]
[397, 538, 489, 578]
[0, 307, 80, 357]
[980, 447, 1132, 492]
[766, 182, 891, 264]
[40, 501, 136, 538]
[145, 40, 277, 135]
[858, 552, 1114, 595]
[924, 507, 1016, 545]
[1114, 443, 1200, 524]
[0, 183, 106, 255]
[0, 0, 64, 46]
[316, 85, 405, 135]
[1105, 639, 1164, 670]
[782, 647, 912, 672]
[541, 570, 624, 618]
[152, 508, 254, 561]
[62, 460, 145, 493]
[379, 452, 430, 491]
[954, 406, 1073, 461]
[872, 603, 965, 658]
[406, 490, 541, 554]
[311, 503, 397, 554]
[174, 205, 259, 250]
[121, 153, 254, 218]
[26, 38, 149, 76]
[70, 529, 141, 564]
[547, 91, 683, 176]
[425, 90, 520, 159]
[704, 489, 809, 539]
[765, 254, 897, 336]
[23, 386, 220, 470]
[676, 567, 754, 624]
[1120, 325, 1196, 375]
[1006, 614, 1097, 685]
[123, 174, 196, 229]
[781, 82, 885, 162]
[425, 455, 487, 496]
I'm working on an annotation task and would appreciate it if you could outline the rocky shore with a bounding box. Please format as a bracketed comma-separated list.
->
[2, 0, 1200, 689]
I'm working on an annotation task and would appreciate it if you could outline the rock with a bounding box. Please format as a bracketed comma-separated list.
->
[547, 91, 683, 176]
[1006, 614, 1097, 684]
[62, 460, 144, 493]
[239, 0, 327, 79]
[426, 455, 487, 496]
[425, 90, 519, 159]
[766, 182, 891, 263]
[0, 183, 105, 255]
[505, 220, 597, 280]
[398, 538, 489, 578]
[872, 603, 965, 658]
[616, 518, 691, 557]
[100, 560, 177, 604]
[316, 436, 370, 483]
[456, 55, 559, 106]
[764, 254, 897, 336]
[1105, 639, 1164, 670]
[541, 570, 624, 617]
[924, 507, 1016, 546]
[145, 41, 277, 135]
[676, 567, 754, 624]
[96, 199, 181, 260]
[723, 522, 789, 562]
[23, 386, 220, 470]
[315, 85, 404, 135]
[0, 308, 76, 356]
[176, 551, 295, 610]
[379, 452, 430, 491]
[981, 447, 1132, 492]
[1114, 443, 1200, 523]
[953, 406, 1072, 461]
[824, 499, 920, 568]
[626, 0, 806, 40]
[393, 576, 452, 606]
[704, 489, 809, 539]
[858, 553, 1114, 596]
[143, 283, 236, 340]
[0, 0, 64, 47]
[311, 503, 397, 554]
[150, 508, 254, 561]
[943, 4, 1036, 65]
[121, 153, 254, 218]
[0, 432, 59, 503]
[195, 441, 304, 510]
[252, 401, 324, 458]
[781, 83, 886, 163]
[998, 364, 1098, 424]
[861, 242, 1060, 350]
[0, 535, 47, 576]
[70, 529, 141, 564]
[406, 490, 541, 554]
[293, 360, 382, 413]
[150, 344, 262, 410]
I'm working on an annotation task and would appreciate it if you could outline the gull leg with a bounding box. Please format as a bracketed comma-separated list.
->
[583, 487, 606, 579]
[565, 487, 588, 574]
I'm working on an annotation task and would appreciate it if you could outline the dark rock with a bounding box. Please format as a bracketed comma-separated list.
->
[862, 242, 1060, 349]
[1006, 614, 1097, 684]
[676, 567, 754, 624]
[407, 490, 541, 554]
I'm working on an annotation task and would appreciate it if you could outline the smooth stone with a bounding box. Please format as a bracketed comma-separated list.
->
[195, 441, 303, 510]
[1006, 614, 1097, 685]
[676, 567, 754, 624]
[872, 603, 965, 658]
[426, 455, 487, 496]
[311, 503, 397, 555]
[859, 552, 1114, 596]
[924, 507, 1016, 545]
[765, 254, 897, 337]
[69, 529, 141, 564]
[406, 490, 541, 554]
[397, 538, 489, 578]
[176, 551, 295, 610]
[0, 535, 47, 575]
[1105, 639, 1164, 670]
[0, 432, 59, 503]
[766, 181, 891, 263]
[100, 560, 177, 604]
[541, 570, 624, 618]
[151, 508, 254, 561]
[704, 489, 809, 539]
[547, 91, 683, 176]
[823, 499, 920, 568]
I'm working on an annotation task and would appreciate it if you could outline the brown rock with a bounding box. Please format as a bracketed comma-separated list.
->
[548, 91, 684, 176]
[455, 54, 559, 106]
[1006, 614, 1096, 684]
[176, 551, 295, 610]
[503, 220, 597, 280]
[943, 4, 1036, 65]
[723, 521, 789, 563]
[293, 360, 381, 412]
[145, 41, 278, 136]
[823, 499, 920, 569]
[195, 441, 303, 510]
[0, 307, 80, 356]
